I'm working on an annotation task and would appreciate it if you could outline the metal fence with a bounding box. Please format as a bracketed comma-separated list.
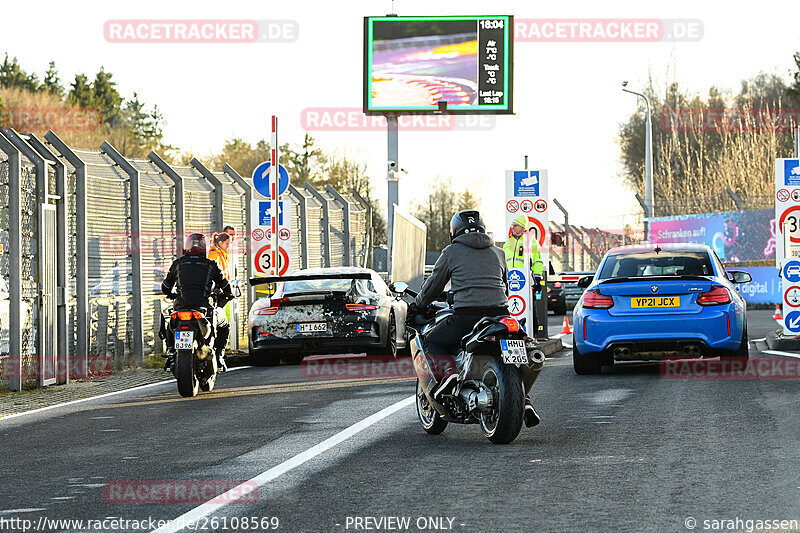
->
[0, 129, 370, 390]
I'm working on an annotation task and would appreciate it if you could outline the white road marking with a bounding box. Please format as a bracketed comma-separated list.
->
[763, 350, 800, 359]
[0, 366, 252, 423]
[151, 395, 415, 533]
[753, 337, 766, 342]
[0, 509, 46, 516]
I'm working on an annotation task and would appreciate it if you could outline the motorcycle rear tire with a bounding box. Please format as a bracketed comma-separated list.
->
[480, 359, 524, 444]
[416, 379, 447, 435]
[176, 349, 199, 397]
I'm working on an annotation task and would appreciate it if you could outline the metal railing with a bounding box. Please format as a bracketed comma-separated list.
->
[0, 129, 369, 390]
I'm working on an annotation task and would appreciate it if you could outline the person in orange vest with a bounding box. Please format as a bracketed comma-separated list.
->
[207, 232, 231, 280]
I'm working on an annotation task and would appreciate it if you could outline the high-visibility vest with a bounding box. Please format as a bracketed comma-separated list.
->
[207, 247, 231, 280]
[502, 235, 543, 274]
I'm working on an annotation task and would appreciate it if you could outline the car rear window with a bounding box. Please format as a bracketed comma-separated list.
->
[598, 251, 715, 279]
[281, 278, 355, 294]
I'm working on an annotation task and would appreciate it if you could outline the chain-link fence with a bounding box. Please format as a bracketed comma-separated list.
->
[0, 129, 369, 390]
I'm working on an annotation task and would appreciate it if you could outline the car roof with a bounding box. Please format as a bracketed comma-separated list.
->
[605, 242, 712, 255]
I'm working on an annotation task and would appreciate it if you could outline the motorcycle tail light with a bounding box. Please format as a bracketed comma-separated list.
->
[697, 286, 731, 306]
[346, 304, 378, 311]
[192, 311, 204, 319]
[582, 290, 614, 309]
[499, 317, 520, 332]
[171, 311, 193, 321]
[554, 282, 562, 288]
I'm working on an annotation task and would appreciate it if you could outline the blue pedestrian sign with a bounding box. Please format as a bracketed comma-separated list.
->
[258, 200, 285, 226]
[513, 170, 540, 197]
[786, 310, 800, 333]
[253, 161, 289, 199]
[784, 160, 800, 186]
[783, 260, 800, 283]
[507, 269, 526, 292]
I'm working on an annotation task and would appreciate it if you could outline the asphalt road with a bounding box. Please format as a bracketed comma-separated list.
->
[1, 310, 796, 532]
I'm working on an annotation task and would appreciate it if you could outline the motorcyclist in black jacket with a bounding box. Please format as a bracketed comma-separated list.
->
[161, 233, 233, 372]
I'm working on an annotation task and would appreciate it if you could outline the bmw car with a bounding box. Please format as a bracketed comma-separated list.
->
[572, 243, 751, 374]
[248, 267, 408, 366]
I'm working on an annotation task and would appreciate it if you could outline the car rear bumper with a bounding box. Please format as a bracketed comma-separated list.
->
[575, 306, 743, 355]
[251, 334, 382, 354]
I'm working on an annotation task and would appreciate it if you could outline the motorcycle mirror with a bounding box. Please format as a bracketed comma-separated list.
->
[390, 281, 408, 294]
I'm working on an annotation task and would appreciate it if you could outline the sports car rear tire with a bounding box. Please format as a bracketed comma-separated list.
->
[721, 329, 749, 363]
[572, 337, 602, 375]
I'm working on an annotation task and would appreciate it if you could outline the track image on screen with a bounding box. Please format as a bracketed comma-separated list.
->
[364, 16, 513, 114]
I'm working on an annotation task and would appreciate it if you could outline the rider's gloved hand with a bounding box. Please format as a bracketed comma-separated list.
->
[532, 275, 543, 293]
[407, 302, 423, 317]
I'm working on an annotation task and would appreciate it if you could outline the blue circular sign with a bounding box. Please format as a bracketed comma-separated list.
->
[786, 310, 800, 333]
[252, 161, 289, 199]
[507, 269, 526, 292]
[783, 260, 800, 283]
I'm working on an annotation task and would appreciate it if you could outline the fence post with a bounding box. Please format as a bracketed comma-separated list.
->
[0, 133, 23, 391]
[189, 158, 224, 233]
[25, 134, 69, 384]
[223, 164, 254, 308]
[350, 189, 372, 268]
[325, 185, 351, 266]
[46, 131, 88, 378]
[304, 183, 331, 267]
[287, 185, 309, 269]
[101, 142, 144, 365]
[4, 130, 57, 385]
[148, 152, 184, 258]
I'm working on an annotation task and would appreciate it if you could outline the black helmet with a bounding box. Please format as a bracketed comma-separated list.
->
[183, 233, 207, 256]
[449, 210, 486, 241]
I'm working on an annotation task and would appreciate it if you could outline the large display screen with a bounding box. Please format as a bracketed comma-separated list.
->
[363, 16, 513, 114]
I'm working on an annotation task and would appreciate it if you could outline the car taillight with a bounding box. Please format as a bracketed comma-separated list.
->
[499, 317, 520, 332]
[257, 297, 288, 315]
[346, 304, 378, 311]
[582, 289, 614, 309]
[697, 286, 731, 306]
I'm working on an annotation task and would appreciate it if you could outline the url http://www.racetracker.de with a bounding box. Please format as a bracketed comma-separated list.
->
[0, 515, 281, 532]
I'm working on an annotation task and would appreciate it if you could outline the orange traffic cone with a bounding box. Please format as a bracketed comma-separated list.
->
[773, 304, 783, 321]
[560, 316, 572, 335]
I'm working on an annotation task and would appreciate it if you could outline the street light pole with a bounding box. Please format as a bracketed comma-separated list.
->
[622, 83, 654, 238]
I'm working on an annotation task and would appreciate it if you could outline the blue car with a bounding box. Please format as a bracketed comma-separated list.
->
[572, 243, 751, 374]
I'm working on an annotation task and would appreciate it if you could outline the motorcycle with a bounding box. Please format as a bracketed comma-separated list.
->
[163, 292, 233, 397]
[390, 282, 545, 444]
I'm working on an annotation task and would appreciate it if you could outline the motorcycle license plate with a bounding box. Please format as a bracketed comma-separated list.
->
[296, 323, 328, 333]
[501, 339, 528, 364]
[175, 331, 194, 350]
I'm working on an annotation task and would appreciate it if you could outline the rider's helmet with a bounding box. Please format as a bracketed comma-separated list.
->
[449, 210, 486, 242]
[183, 233, 208, 256]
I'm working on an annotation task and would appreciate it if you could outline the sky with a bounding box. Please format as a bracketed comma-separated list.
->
[3, 0, 800, 237]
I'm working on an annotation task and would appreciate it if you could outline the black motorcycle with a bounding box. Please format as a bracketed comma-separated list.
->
[390, 282, 545, 444]
[163, 292, 232, 397]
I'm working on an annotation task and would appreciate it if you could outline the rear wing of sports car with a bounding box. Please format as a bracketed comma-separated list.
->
[249, 272, 372, 286]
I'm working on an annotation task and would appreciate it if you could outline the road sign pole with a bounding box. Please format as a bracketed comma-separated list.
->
[271, 115, 279, 276]
[387, 114, 399, 278]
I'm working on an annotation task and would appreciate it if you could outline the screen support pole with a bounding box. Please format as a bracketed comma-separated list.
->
[387, 113, 399, 278]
